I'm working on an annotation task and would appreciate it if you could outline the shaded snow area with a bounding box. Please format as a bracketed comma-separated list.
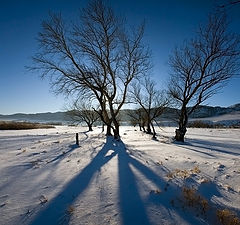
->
[0, 126, 240, 225]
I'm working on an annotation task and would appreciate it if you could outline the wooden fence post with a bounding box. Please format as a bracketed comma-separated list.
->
[76, 133, 79, 146]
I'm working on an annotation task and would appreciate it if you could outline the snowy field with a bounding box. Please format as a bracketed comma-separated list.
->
[0, 126, 239, 225]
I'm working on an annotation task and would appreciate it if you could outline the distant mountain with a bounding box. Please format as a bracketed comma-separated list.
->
[0, 112, 71, 124]
[189, 103, 240, 118]
[0, 103, 239, 123]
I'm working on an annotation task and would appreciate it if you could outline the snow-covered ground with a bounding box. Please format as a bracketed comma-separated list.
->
[0, 126, 239, 225]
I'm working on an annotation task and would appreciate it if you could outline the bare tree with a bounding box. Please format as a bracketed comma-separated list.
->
[30, 0, 150, 139]
[168, 12, 240, 142]
[131, 78, 168, 138]
[127, 108, 147, 132]
[67, 100, 100, 131]
[220, 0, 240, 7]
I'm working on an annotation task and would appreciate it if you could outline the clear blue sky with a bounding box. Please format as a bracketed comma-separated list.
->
[1, 0, 240, 114]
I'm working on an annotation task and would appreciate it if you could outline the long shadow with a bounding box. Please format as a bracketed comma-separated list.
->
[174, 137, 240, 157]
[176, 144, 216, 158]
[29, 136, 117, 225]
[117, 141, 151, 225]
[46, 131, 90, 164]
[188, 139, 240, 156]
[47, 144, 79, 164]
[29, 135, 206, 225]
[116, 142, 202, 225]
[29, 136, 162, 225]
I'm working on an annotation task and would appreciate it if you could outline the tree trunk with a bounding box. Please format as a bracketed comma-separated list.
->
[142, 124, 146, 132]
[175, 128, 186, 142]
[113, 124, 120, 140]
[175, 105, 188, 142]
[112, 117, 120, 139]
[88, 123, 93, 131]
[139, 124, 142, 131]
[146, 122, 152, 134]
[106, 125, 112, 136]
[151, 122, 156, 139]
[102, 123, 104, 132]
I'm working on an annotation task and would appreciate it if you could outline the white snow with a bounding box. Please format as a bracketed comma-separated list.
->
[0, 126, 239, 225]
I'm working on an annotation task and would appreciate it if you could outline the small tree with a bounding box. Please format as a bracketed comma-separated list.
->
[67, 100, 100, 131]
[168, 12, 240, 142]
[127, 108, 147, 132]
[131, 78, 168, 138]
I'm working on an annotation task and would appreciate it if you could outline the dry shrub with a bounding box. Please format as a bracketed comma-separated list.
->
[167, 172, 174, 179]
[167, 169, 189, 179]
[167, 166, 201, 180]
[0, 121, 54, 130]
[191, 166, 201, 174]
[67, 206, 75, 215]
[182, 187, 208, 214]
[188, 120, 223, 128]
[175, 169, 190, 178]
[217, 209, 240, 225]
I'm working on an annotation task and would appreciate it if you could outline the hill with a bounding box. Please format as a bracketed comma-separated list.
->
[0, 112, 71, 124]
[0, 103, 239, 124]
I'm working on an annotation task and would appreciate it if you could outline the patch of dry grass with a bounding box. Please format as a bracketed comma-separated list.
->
[167, 166, 201, 180]
[67, 206, 75, 215]
[182, 187, 209, 214]
[188, 120, 224, 128]
[217, 209, 240, 225]
[0, 121, 55, 130]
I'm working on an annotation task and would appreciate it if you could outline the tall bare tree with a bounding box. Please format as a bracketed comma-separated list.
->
[30, 0, 150, 139]
[168, 12, 240, 142]
[131, 78, 168, 138]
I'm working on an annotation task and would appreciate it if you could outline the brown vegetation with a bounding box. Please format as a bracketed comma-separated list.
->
[167, 166, 201, 179]
[217, 209, 240, 225]
[0, 121, 55, 130]
[188, 120, 224, 128]
[182, 187, 209, 214]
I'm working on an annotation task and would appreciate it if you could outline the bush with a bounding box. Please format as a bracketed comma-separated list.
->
[182, 187, 208, 214]
[0, 121, 55, 130]
[217, 209, 240, 225]
[188, 120, 224, 128]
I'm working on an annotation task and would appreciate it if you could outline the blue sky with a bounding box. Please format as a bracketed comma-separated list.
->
[1, 0, 240, 114]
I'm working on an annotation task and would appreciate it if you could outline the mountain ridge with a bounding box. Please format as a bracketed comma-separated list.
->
[0, 103, 239, 123]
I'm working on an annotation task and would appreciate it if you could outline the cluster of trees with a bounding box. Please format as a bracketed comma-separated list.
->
[66, 99, 100, 132]
[31, 0, 240, 142]
[128, 78, 169, 139]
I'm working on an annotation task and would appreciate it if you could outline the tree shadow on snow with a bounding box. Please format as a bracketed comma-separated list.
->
[29, 136, 202, 225]
[47, 144, 80, 164]
[174, 137, 240, 157]
[189, 138, 240, 156]
[29, 136, 118, 225]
